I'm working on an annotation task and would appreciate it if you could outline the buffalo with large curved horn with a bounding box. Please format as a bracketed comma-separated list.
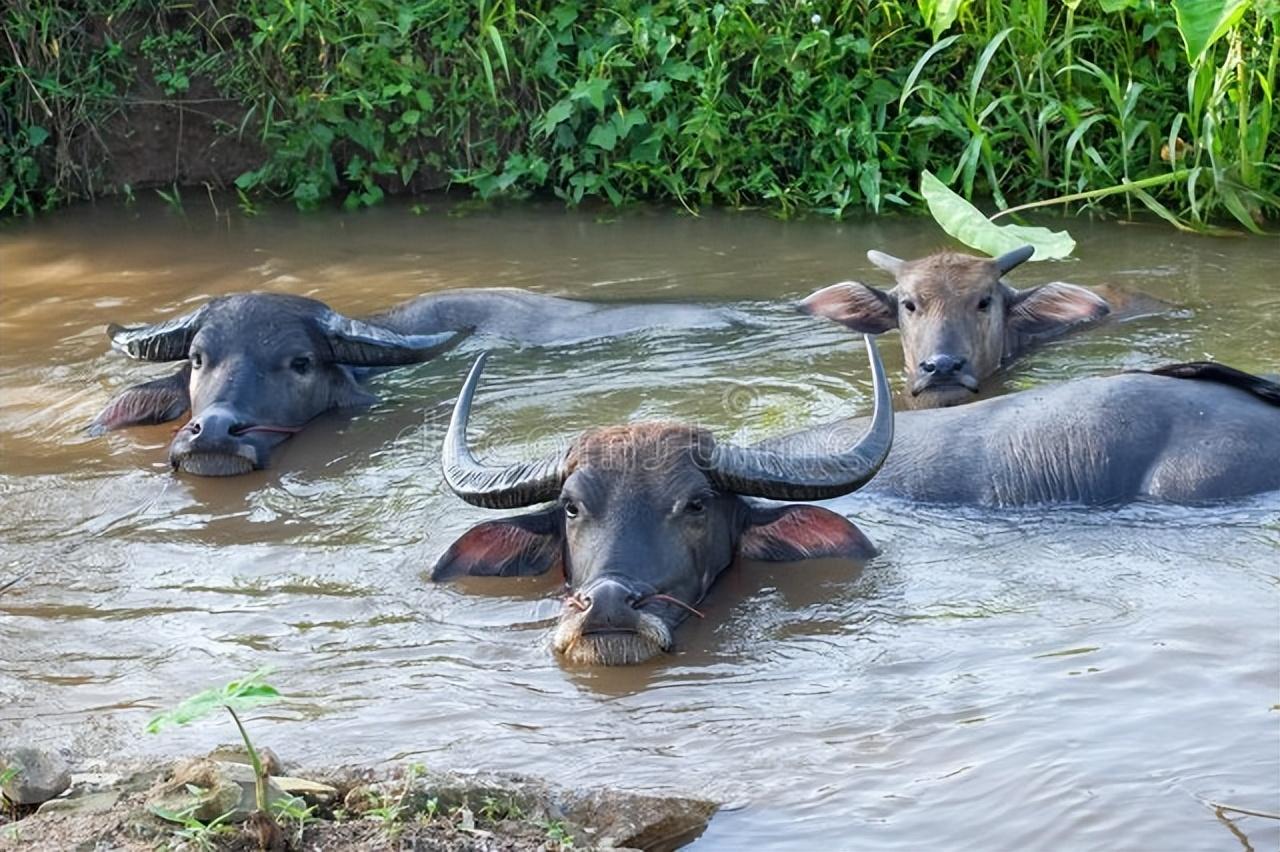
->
[92, 293, 469, 475]
[433, 337, 893, 665]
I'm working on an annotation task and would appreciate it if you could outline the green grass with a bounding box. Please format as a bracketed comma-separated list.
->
[2, 0, 1276, 230]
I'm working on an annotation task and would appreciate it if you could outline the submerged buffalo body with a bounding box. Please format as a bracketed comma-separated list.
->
[431, 339, 894, 665]
[91, 288, 736, 476]
[801, 246, 1117, 407]
[765, 362, 1280, 505]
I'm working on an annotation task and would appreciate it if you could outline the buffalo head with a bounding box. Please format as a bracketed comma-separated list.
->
[431, 339, 893, 665]
[801, 246, 1109, 406]
[90, 293, 467, 475]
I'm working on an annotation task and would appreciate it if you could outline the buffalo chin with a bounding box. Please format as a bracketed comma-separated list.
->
[911, 383, 979, 408]
[553, 613, 673, 666]
[173, 452, 257, 477]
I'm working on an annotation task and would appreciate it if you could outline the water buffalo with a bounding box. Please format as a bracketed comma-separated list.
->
[800, 246, 1117, 407]
[762, 361, 1280, 505]
[90, 288, 736, 476]
[430, 339, 894, 665]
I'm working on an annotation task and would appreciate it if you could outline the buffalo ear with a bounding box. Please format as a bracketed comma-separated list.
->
[799, 282, 899, 334]
[1005, 281, 1110, 340]
[431, 508, 563, 580]
[87, 366, 190, 435]
[740, 504, 877, 563]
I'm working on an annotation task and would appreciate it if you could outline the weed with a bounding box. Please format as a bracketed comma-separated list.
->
[544, 818, 575, 848]
[150, 802, 237, 852]
[271, 794, 317, 847]
[478, 794, 524, 823]
[145, 669, 283, 847]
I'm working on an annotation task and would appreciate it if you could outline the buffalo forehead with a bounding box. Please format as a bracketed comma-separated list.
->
[899, 252, 997, 300]
[567, 423, 715, 494]
[198, 294, 330, 356]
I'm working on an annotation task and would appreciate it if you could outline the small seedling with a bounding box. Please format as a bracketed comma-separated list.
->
[544, 819, 575, 848]
[145, 668, 282, 849]
[271, 794, 316, 846]
[479, 794, 523, 823]
[151, 802, 236, 852]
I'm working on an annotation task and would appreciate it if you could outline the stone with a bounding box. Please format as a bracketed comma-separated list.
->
[36, 789, 121, 816]
[206, 744, 283, 776]
[146, 758, 290, 824]
[558, 788, 718, 850]
[272, 775, 338, 806]
[1, 746, 72, 805]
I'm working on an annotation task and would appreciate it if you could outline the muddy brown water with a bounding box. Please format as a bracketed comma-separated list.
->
[1, 198, 1277, 850]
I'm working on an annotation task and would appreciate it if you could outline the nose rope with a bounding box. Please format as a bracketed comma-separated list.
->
[642, 593, 705, 619]
[561, 589, 705, 619]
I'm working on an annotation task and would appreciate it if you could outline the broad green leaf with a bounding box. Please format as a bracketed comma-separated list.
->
[537, 100, 573, 136]
[587, 124, 618, 151]
[146, 669, 280, 734]
[570, 78, 610, 113]
[1172, 0, 1251, 65]
[918, 0, 972, 39]
[920, 171, 1075, 260]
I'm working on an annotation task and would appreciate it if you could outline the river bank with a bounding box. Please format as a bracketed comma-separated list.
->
[0, 748, 715, 851]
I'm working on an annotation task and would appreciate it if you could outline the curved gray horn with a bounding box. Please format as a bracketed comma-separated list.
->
[318, 311, 472, 367]
[707, 334, 893, 501]
[107, 304, 209, 362]
[442, 352, 569, 509]
[993, 245, 1035, 275]
[866, 250, 906, 276]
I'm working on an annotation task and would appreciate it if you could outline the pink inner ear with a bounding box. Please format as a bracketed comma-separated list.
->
[90, 385, 188, 433]
[740, 504, 876, 563]
[435, 518, 563, 579]
[1018, 282, 1110, 324]
[800, 282, 897, 333]
[452, 522, 544, 564]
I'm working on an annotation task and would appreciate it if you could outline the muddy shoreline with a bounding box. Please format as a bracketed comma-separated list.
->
[0, 751, 716, 851]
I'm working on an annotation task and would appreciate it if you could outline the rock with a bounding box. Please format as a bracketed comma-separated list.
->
[1, 746, 72, 805]
[559, 789, 717, 850]
[272, 775, 338, 806]
[207, 744, 283, 776]
[146, 758, 290, 824]
[36, 788, 121, 816]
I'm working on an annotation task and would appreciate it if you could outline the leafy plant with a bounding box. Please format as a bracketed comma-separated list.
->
[145, 669, 282, 843]
[150, 802, 237, 852]
[544, 818, 575, 848]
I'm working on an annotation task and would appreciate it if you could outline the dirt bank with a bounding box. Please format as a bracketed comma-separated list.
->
[0, 756, 715, 851]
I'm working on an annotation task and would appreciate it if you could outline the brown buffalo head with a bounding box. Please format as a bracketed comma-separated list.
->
[801, 246, 1109, 407]
[432, 340, 893, 666]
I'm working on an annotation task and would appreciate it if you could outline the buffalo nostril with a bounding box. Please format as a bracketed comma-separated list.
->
[190, 422, 202, 435]
[920, 360, 936, 373]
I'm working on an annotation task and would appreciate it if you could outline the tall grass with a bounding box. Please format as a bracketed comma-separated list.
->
[1, 0, 1276, 229]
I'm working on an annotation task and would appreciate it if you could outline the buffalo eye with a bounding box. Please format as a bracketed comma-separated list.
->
[190, 351, 204, 370]
[290, 355, 312, 375]
[902, 299, 917, 314]
[684, 498, 706, 516]
[563, 500, 579, 519]
[977, 295, 992, 311]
